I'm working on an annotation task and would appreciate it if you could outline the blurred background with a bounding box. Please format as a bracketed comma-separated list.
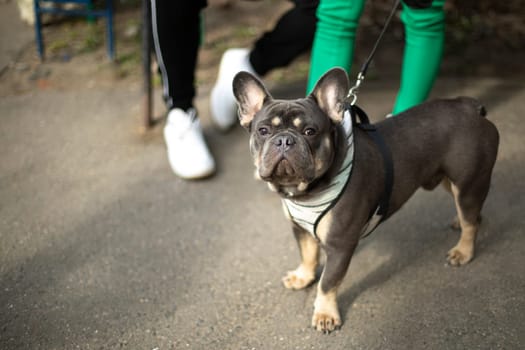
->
[1, 0, 524, 100]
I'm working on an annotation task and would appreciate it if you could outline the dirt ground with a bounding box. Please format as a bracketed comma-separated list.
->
[1, 0, 524, 99]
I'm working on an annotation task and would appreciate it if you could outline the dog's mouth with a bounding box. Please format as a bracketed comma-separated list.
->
[258, 155, 313, 193]
[274, 158, 296, 177]
[260, 156, 295, 179]
[256, 135, 318, 194]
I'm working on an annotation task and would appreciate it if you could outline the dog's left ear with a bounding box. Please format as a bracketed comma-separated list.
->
[233, 71, 272, 129]
[309, 68, 350, 123]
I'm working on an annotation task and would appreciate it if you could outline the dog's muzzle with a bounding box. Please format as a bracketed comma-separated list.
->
[272, 132, 296, 153]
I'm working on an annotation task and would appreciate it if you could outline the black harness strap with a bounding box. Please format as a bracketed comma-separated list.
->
[341, 0, 398, 232]
[348, 104, 394, 221]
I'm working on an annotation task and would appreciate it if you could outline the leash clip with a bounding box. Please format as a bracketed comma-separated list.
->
[346, 72, 364, 106]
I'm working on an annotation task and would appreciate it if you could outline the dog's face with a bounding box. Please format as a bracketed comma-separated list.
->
[232, 68, 350, 196]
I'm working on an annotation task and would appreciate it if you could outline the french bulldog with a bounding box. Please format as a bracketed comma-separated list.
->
[232, 68, 499, 333]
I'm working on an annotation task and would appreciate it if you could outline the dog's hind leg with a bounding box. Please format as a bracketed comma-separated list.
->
[446, 180, 488, 266]
[442, 178, 461, 230]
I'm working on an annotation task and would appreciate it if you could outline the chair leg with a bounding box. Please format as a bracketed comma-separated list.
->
[33, 0, 45, 60]
[32, 0, 115, 61]
[142, 0, 153, 128]
[105, 0, 115, 60]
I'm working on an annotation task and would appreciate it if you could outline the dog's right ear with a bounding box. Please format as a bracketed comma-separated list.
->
[309, 67, 349, 123]
[232, 71, 272, 129]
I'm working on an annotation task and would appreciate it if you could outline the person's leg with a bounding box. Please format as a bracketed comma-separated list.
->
[392, 0, 445, 114]
[306, 0, 366, 93]
[249, 0, 319, 76]
[211, 0, 319, 130]
[151, 0, 215, 179]
[151, 0, 206, 111]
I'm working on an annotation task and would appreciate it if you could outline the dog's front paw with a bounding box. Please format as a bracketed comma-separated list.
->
[311, 310, 341, 333]
[282, 265, 315, 290]
[447, 245, 474, 266]
[312, 290, 341, 333]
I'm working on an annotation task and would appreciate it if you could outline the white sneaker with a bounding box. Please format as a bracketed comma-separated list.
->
[210, 48, 257, 131]
[163, 108, 216, 179]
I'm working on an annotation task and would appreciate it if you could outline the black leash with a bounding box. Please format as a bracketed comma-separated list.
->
[345, 0, 400, 233]
[347, 0, 401, 105]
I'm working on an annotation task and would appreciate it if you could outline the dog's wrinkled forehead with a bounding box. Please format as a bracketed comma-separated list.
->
[255, 98, 326, 129]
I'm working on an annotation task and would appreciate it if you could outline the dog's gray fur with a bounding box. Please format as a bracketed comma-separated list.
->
[233, 68, 499, 333]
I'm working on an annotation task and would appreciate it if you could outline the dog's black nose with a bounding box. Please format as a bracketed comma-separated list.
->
[273, 134, 295, 151]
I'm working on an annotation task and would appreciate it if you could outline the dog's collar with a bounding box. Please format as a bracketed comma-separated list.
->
[282, 110, 354, 239]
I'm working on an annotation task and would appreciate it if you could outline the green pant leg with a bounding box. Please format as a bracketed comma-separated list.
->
[306, 0, 366, 93]
[393, 0, 445, 114]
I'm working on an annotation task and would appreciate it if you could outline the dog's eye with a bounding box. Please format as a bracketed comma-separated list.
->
[258, 127, 270, 136]
[304, 128, 317, 136]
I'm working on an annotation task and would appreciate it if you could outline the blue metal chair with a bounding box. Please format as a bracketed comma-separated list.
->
[33, 0, 115, 60]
